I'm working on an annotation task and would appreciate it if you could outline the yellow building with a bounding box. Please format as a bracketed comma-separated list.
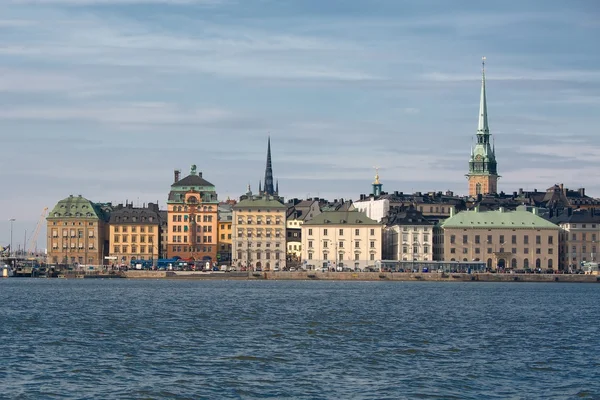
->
[285, 200, 321, 261]
[46, 195, 109, 266]
[232, 193, 287, 270]
[167, 165, 219, 262]
[108, 203, 162, 265]
[218, 202, 234, 263]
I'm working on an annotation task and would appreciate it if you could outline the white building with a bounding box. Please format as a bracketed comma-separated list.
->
[353, 198, 390, 223]
[382, 208, 435, 262]
[301, 210, 382, 270]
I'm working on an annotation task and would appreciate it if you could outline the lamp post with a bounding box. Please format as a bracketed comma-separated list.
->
[9, 219, 15, 260]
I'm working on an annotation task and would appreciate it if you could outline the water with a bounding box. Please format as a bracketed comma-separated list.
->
[1, 279, 599, 399]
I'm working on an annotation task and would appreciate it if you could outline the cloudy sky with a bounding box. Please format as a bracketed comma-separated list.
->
[1, 0, 599, 247]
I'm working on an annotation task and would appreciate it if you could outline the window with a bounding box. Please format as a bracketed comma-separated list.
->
[370, 254, 375, 261]
[355, 253, 359, 261]
[463, 248, 468, 254]
[548, 248, 554, 255]
[323, 253, 328, 260]
[524, 248, 529, 254]
[524, 235, 529, 245]
[536, 235, 541, 245]
[536, 248, 541, 254]
[308, 253, 313, 260]
[487, 235, 492, 244]
[308, 229, 313, 236]
[487, 248, 492, 254]
[511, 235, 517, 244]
[450, 235, 456, 244]
[475, 235, 480, 244]
[475, 248, 480, 254]
[463, 235, 468, 244]
[324, 241, 328, 248]
[370, 241, 375, 248]
[323, 229, 328, 236]
[548, 236, 553, 245]
[355, 241, 360, 248]
[355, 229, 360, 235]
[370, 229, 375, 236]
[423, 246, 429, 254]
[512, 248, 517, 254]
[339, 241, 344, 248]
[450, 248, 456, 254]
[499, 235, 504, 244]
[403, 246, 408, 253]
[113, 245, 120, 253]
[339, 229, 344, 236]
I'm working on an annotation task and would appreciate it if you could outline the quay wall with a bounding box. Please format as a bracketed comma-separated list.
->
[118, 270, 599, 283]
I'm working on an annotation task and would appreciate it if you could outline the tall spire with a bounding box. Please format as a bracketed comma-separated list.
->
[276, 180, 279, 194]
[478, 56, 489, 134]
[263, 136, 275, 195]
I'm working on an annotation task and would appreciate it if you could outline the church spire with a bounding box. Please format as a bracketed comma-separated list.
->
[478, 56, 489, 134]
[263, 136, 275, 195]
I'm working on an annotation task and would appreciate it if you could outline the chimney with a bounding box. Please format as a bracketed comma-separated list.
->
[579, 188, 585, 197]
[532, 207, 538, 216]
[199, 172, 203, 178]
[174, 169, 181, 183]
[450, 206, 455, 217]
[518, 188, 523, 195]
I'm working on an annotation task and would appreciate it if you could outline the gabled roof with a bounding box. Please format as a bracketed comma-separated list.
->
[303, 210, 380, 226]
[442, 207, 559, 229]
[47, 195, 107, 221]
[109, 206, 160, 224]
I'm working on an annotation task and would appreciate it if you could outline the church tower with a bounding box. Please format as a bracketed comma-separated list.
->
[261, 137, 278, 196]
[467, 57, 499, 196]
[372, 168, 382, 197]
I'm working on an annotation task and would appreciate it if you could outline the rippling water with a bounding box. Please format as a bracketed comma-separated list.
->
[1, 279, 599, 399]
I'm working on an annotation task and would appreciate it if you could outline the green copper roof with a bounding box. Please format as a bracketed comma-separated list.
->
[303, 210, 380, 226]
[47, 195, 106, 220]
[233, 196, 287, 209]
[442, 208, 558, 229]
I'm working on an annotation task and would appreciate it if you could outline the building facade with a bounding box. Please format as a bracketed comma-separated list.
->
[286, 199, 322, 261]
[301, 210, 382, 270]
[382, 208, 434, 262]
[217, 203, 234, 263]
[167, 165, 219, 262]
[108, 202, 161, 265]
[467, 58, 499, 196]
[46, 195, 109, 266]
[232, 193, 287, 270]
[551, 209, 600, 271]
[442, 206, 559, 270]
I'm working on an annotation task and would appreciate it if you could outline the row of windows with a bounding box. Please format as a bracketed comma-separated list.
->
[307, 228, 377, 236]
[172, 205, 214, 212]
[220, 224, 231, 230]
[402, 246, 430, 254]
[114, 226, 154, 233]
[171, 235, 212, 243]
[308, 240, 377, 249]
[113, 245, 156, 253]
[237, 218, 283, 225]
[52, 243, 95, 250]
[562, 233, 598, 241]
[450, 234, 553, 245]
[51, 221, 95, 226]
[52, 230, 95, 239]
[220, 234, 232, 240]
[237, 242, 281, 248]
[308, 253, 376, 261]
[402, 234, 430, 242]
[237, 251, 282, 260]
[171, 245, 213, 253]
[237, 232, 283, 238]
[172, 225, 213, 233]
[449, 247, 553, 255]
[113, 235, 154, 243]
[172, 215, 214, 223]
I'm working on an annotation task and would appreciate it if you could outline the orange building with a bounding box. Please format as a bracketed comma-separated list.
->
[167, 165, 219, 263]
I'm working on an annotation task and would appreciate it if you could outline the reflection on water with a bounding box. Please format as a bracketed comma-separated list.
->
[1, 279, 599, 399]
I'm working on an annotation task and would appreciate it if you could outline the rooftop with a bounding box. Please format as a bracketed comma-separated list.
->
[442, 206, 559, 229]
[304, 210, 380, 226]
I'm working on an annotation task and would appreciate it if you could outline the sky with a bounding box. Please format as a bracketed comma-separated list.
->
[1, 0, 599, 247]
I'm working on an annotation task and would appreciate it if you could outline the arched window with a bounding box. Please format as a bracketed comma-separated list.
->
[548, 259, 553, 268]
[476, 183, 482, 195]
[511, 258, 517, 269]
[536, 258, 541, 268]
[487, 258, 492, 268]
[524, 258, 529, 268]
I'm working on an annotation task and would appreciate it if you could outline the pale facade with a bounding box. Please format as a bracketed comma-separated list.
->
[382, 209, 434, 261]
[286, 200, 321, 261]
[551, 209, 600, 271]
[442, 206, 559, 270]
[232, 195, 287, 270]
[353, 198, 390, 223]
[46, 195, 108, 266]
[301, 210, 382, 270]
[109, 203, 161, 264]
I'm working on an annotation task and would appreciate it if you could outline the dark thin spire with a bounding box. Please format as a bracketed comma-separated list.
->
[263, 136, 275, 195]
[258, 180, 262, 194]
[276, 179, 279, 194]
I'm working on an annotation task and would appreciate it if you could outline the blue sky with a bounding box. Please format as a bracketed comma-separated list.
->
[1, 0, 599, 247]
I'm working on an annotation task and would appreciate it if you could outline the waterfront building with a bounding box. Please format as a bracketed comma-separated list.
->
[301, 210, 382, 270]
[232, 188, 287, 270]
[286, 199, 322, 261]
[46, 194, 109, 266]
[159, 210, 168, 259]
[382, 207, 435, 262]
[108, 202, 161, 265]
[550, 209, 600, 271]
[466, 58, 499, 196]
[167, 165, 218, 262]
[441, 206, 559, 270]
[218, 202, 234, 263]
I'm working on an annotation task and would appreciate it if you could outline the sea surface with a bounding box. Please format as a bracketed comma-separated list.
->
[0, 279, 599, 400]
